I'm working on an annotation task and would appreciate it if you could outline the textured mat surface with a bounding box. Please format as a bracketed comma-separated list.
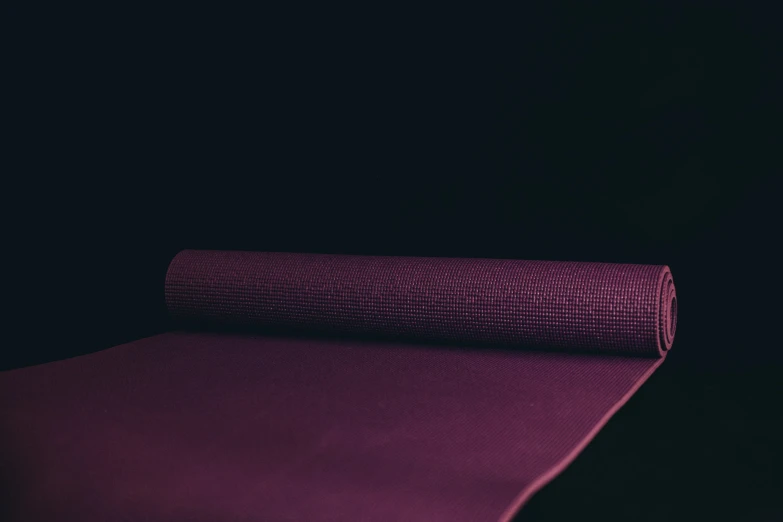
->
[0, 250, 677, 521]
[166, 250, 677, 356]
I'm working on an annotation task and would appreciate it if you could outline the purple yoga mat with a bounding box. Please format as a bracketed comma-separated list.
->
[0, 250, 677, 521]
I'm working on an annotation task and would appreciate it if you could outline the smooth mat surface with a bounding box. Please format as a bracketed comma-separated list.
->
[0, 250, 677, 521]
[1, 332, 663, 521]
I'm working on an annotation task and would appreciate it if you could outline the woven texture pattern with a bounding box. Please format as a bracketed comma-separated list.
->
[166, 250, 677, 356]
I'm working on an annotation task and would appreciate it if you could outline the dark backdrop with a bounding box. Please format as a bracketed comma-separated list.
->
[9, 4, 781, 521]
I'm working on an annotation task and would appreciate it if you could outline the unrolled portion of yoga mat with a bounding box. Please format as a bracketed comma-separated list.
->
[0, 332, 665, 521]
[0, 250, 677, 521]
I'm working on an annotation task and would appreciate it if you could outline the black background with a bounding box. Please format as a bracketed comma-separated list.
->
[8, 4, 782, 520]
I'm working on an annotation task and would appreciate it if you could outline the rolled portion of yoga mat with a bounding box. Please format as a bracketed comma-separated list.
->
[166, 249, 677, 356]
